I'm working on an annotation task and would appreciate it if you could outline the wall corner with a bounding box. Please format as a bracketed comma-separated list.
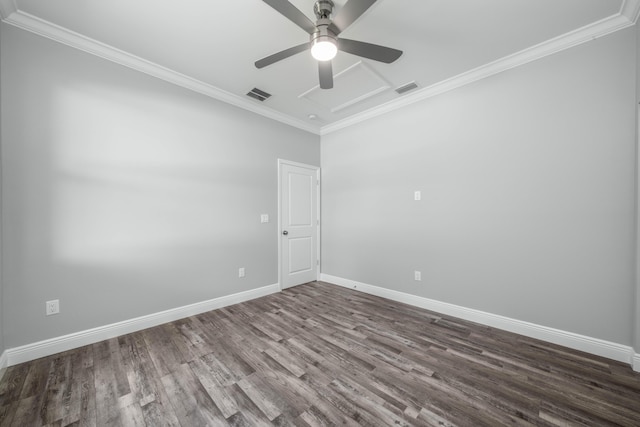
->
[634, 18, 640, 364]
[0, 350, 7, 382]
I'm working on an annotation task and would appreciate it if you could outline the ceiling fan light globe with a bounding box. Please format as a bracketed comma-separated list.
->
[311, 38, 337, 61]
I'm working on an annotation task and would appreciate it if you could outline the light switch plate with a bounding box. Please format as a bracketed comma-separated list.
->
[260, 214, 269, 223]
[414, 191, 421, 201]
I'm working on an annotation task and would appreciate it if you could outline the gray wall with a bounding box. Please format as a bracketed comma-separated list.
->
[0, 21, 4, 359]
[322, 27, 637, 346]
[0, 23, 320, 348]
[635, 20, 640, 354]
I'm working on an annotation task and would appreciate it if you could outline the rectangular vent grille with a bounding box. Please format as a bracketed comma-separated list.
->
[247, 87, 272, 102]
[395, 81, 419, 95]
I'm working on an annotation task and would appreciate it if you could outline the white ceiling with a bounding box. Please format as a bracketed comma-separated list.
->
[1, 0, 638, 134]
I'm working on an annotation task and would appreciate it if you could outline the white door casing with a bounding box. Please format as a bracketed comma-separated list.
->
[278, 160, 319, 289]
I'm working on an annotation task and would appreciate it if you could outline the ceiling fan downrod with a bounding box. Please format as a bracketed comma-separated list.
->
[313, 0, 334, 19]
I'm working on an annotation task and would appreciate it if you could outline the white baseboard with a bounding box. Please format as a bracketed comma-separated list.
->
[6, 283, 280, 367]
[320, 274, 636, 368]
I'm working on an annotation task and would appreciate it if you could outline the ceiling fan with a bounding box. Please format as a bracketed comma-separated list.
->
[255, 0, 403, 89]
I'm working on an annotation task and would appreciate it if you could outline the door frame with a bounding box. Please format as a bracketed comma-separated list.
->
[277, 159, 321, 290]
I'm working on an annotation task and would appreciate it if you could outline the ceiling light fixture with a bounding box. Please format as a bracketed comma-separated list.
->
[311, 30, 337, 61]
[311, 36, 337, 61]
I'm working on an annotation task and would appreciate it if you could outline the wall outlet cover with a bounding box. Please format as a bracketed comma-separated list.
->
[46, 299, 60, 316]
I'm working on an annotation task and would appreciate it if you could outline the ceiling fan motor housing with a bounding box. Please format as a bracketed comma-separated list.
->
[311, 18, 336, 45]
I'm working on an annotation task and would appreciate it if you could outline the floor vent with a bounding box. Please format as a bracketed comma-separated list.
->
[395, 81, 419, 95]
[247, 88, 272, 102]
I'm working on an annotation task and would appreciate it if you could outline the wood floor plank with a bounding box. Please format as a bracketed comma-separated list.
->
[59, 350, 84, 426]
[17, 357, 50, 401]
[141, 326, 183, 378]
[1, 281, 639, 426]
[0, 402, 18, 427]
[127, 332, 181, 427]
[77, 364, 96, 427]
[188, 357, 239, 418]
[161, 363, 226, 425]
[92, 341, 124, 427]
[0, 363, 29, 405]
[39, 353, 71, 425]
[225, 383, 275, 426]
[4, 395, 39, 427]
[236, 373, 284, 421]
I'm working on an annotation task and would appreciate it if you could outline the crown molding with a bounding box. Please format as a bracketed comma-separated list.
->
[1, 1, 637, 136]
[0, 9, 322, 136]
[320, 3, 639, 135]
[621, 0, 640, 22]
[0, 0, 16, 19]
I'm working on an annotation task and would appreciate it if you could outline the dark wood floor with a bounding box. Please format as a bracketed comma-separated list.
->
[1, 282, 639, 426]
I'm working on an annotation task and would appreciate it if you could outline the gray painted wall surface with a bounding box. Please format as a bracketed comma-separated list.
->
[635, 21, 640, 354]
[0, 24, 320, 348]
[321, 28, 637, 345]
[0, 22, 4, 358]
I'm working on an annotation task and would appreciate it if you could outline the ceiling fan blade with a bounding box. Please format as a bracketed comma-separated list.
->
[255, 43, 310, 69]
[318, 61, 333, 89]
[329, 0, 377, 35]
[263, 0, 317, 34]
[338, 38, 402, 63]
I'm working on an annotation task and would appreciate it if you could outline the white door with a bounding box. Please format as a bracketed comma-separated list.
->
[279, 160, 319, 289]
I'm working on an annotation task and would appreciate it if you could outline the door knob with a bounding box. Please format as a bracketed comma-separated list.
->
[282, 230, 288, 235]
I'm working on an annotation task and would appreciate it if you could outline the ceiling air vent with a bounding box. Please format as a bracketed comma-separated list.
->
[395, 81, 419, 95]
[246, 87, 272, 102]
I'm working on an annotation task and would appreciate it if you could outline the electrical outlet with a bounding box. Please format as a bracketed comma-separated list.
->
[414, 271, 422, 281]
[260, 214, 269, 223]
[414, 190, 421, 201]
[238, 267, 245, 278]
[46, 299, 60, 316]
